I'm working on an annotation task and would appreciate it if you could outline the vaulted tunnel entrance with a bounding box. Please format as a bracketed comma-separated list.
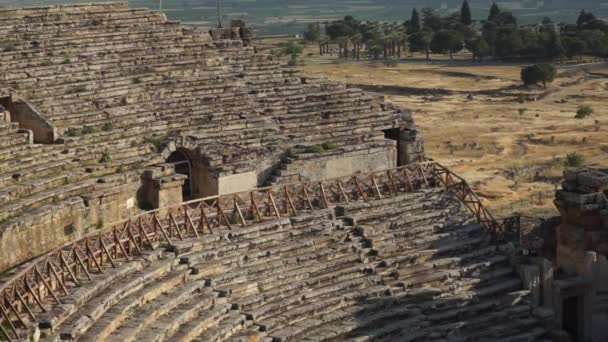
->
[166, 149, 193, 200]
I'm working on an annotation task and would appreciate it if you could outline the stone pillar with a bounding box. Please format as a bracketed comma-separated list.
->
[522, 264, 541, 306]
[141, 166, 186, 209]
[397, 128, 424, 166]
[540, 258, 555, 310]
[584, 251, 598, 341]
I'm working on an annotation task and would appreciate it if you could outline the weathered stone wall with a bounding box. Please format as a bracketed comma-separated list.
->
[218, 171, 258, 194]
[0, 198, 86, 272]
[8, 99, 57, 143]
[0, 161, 192, 272]
[140, 165, 186, 209]
[280, 144, 396, 183]
[551, 167, 608, 341]
[0, 176, 145, 272]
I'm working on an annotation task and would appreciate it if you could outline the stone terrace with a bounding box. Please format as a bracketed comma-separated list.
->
[18, 189, 551, 342]
[0, 2, 411, 227]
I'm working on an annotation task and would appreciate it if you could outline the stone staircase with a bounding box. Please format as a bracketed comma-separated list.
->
[16, 188, 552, 342]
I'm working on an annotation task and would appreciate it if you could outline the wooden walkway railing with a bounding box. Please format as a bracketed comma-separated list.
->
[0, 160, 519, 340]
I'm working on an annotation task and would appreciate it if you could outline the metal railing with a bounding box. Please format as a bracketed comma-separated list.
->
[0, 160, 519, 340]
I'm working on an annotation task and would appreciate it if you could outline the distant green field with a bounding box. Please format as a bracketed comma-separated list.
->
[2, 0, 607, 35]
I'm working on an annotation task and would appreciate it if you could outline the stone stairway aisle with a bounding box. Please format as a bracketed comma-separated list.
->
[25, 189, 552, 342]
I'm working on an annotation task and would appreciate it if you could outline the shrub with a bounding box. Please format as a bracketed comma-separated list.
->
[321, 142, 337, 150]
[227, 212, 240, 225]
[517, 94, 527, 103]
[286, 148, 297, 158]
[305, 145, 324, 154]
[81, 126, 96, 135]
[144, 136, 166, 152]
[101, 122, 113, 131]
[575, 105, 593, 119]
[99, 148, 112, 163]
[133, 77, 142, 84]
[66, 128, 81, 137]
[564, 152, 585, 168]
[518, 108, 527, 115]
[96, 220, 104, 230]
[287, 57, 298, 66]
[62, 58, 71, 64]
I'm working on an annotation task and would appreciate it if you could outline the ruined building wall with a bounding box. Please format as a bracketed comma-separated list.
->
[551, 167, 608, 341]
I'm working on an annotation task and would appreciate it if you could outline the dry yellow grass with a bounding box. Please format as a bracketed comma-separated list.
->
[277, 41, 608, 217]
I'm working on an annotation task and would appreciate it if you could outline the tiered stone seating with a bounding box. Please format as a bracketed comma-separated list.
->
[25, 189, 548, 342]
[0, 2, 408, 220]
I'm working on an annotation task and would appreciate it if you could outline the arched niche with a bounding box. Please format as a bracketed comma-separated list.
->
[161, 140, 218, 198]
[166, 148, 194, 199]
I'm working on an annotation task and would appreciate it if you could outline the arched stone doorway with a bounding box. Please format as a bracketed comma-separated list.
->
[166, 149, 193, 199]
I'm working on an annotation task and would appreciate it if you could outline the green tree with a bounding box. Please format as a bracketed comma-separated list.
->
[468, 38, 491, 62]
[408, 31, 432, 60]
[577, 10, 597, 28]
[409, 8, 421, 33]
[488, 2, 500, 22]
[303, 22, 321, 42]
[562, 36, 586, 61]
[430, 30, 464, 60]
[325, 17, 357, 40]
[461, 0, 472, 26]
[422, 8, 442, 32]
[280, 40, 304, 59]
[545, 31, 564, 60]
[492, 11, 517, 26]
[481, 21, 498, 56]
[521, 64, 556, 89]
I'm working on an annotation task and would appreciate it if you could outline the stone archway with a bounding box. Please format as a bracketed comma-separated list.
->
[161, 139, 217, 199]
[166, 148, 193, 199]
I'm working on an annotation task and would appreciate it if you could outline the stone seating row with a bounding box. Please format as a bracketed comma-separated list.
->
[0, 2, 414, 267]
[0, 189, 547, 341]
[0, 3, 130, 19]
[0, 142, 162, 221]
[0, 9, 165, 32]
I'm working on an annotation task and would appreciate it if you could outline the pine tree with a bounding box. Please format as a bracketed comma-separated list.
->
[488, 2, 500, 22]
[410, 8, 421, 32]
[546, 31, 565, 60]
[461, 0, 472, 25]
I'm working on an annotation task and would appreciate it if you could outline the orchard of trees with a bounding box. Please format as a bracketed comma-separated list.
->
[303, 1, 608, 63]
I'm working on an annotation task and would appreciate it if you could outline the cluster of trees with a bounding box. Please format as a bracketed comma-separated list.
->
[304, 1, 608, 62]
[475, 7, 608, 61]
[316, 16, 408, 60]
[406, 2, 473, 60]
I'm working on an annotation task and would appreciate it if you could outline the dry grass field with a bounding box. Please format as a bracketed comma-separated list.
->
[267, 41, 608, 217]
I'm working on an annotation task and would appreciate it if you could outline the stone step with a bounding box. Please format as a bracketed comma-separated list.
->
[107, 280, 210, 341]
[75, 264, 192, 341]
[47, 256, 181, 341]
[168, 303, 233, 341]
[192, 311, 249, 342]
[134, 290, 222, 342]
